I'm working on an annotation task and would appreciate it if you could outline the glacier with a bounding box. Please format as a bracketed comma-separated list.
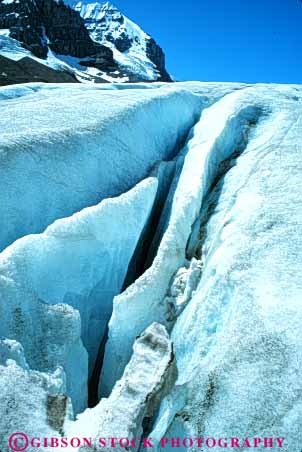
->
[100, 85, 264, 396]
[0, 176, 157, 414]
[0, 80, 301, 452]
[100, 83, 302, 450]
[0, 83, 203, 251]
[0, 339, 73, 450]
[67, 323, 175, 452]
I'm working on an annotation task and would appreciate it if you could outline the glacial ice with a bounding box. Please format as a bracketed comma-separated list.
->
[0, 83, 203, 251]
[98, 83, 302, 451]
[0, 282, 87, 414]
[0, 339, 73, 452]
[0, 177, 158, 414]
[100, 85, 264, 395]
[0, 81, 301, 452]
[67, 323, 175, 451]
[150, 85, 302, 451]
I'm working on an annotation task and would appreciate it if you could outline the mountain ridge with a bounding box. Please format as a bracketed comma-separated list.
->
[72, 0, 171, 82]
[0, 0, 172, 85]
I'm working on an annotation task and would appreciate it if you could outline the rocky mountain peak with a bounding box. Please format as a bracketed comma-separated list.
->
[73, 0, 171, 81]
[0, 0, 171, 83]
[0, 0, 115, 62]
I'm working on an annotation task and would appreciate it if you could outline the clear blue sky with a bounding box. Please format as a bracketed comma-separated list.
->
[111, 0, 302, 83]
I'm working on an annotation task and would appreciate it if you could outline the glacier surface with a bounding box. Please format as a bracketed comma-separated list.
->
[150, 85, 302, 451]
[0, 176, 157, 414]
[0, 339, 73, 452]
[0, 83, 203, 251]
[68, 322, 175, 452]
[0, 81, 301, 452]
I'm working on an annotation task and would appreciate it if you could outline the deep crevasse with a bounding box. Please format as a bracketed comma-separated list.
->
[100, 85, 265, 396]
[151, 86, 302, 451]
[100, 84, 302, 451]
[0, 177, 158, 415]
[0, 81, 302, 452]
[0, 83, 204, 252]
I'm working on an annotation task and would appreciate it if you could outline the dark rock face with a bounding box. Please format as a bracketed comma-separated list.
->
[0, 0, 115, 67]
[115, 33, 132, 53]
[146, 37, 171, 82]
[41, 0, 99, 58]
[0, 0, 48, 58]
[0, 55, 78, 86]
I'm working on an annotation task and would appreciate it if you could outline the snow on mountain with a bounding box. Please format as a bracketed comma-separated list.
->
[0, 32, 89, 72]
[0, 0, 171, 84]
[72, 1, 171, 82]
[0, 33, 32, 61]
[0, 81, 301, 451]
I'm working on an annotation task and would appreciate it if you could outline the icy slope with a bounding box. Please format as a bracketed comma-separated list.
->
[0, 81, 301, 451]
[150, 85, 302, 451]
[99, 86, 263, 395]
[0, 34, 109, 85]
[0, 34, 37, 61]
[0, 34, 80, 71]
[0, 34, 88, 84]
[67, 323, 175, 452]
[0, 83, 203, 252]
[0, 177, 157, 414]
[0, 339, 72, 451]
